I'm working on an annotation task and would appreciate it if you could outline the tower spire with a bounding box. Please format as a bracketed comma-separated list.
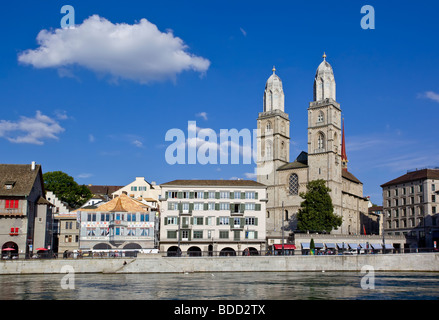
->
[341, 118, 348, 171]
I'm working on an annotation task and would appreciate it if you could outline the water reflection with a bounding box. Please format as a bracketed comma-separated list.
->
[0, 272, 438, 300]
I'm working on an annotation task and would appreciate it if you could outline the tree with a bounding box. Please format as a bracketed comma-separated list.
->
[296, 179, 342, 233]
[43, 171, 92, 209]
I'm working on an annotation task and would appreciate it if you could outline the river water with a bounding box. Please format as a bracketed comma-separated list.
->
[0, 271, 438, 300]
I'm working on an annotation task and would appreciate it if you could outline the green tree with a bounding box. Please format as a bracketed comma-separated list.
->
[43, 171, 92, 209]
[296, 179, 342, 233]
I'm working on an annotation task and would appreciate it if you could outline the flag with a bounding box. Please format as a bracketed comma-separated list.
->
[363, 225, 367, 235]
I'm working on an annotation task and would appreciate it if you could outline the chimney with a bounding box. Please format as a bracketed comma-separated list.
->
[31, 161, 36, 171]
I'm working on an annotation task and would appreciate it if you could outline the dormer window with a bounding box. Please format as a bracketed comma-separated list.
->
[4, 181, 15, 190]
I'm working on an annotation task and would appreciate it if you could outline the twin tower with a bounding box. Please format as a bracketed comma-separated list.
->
[256, 54, 365, 238]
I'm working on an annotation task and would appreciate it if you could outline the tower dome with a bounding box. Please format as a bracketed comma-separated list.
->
[264, 66, 285, 112]
[313, 53, 336, 102]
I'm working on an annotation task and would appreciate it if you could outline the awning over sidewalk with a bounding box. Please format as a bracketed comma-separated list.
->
[274, 244, 296, 250]
[325, 243, 336, 249]
[371, 244, 382, 250]
[384, 244, 394, 249]
[336, 243, 348, 249]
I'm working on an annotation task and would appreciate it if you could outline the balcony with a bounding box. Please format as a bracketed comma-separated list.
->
[0, 208, 25, 216]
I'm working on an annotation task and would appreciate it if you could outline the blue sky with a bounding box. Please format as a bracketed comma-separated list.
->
[1, 0, 438, 205]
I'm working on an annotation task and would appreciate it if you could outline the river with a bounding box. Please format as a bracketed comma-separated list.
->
[0, 271, 438, 300]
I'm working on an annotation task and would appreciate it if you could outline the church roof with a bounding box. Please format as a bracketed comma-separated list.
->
[277, 151, 308, 171]
[315, 53, 334, 77]
[265, 66, 283, 89]
[342, 170, 362, 184]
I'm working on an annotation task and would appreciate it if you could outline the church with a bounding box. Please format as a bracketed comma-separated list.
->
[256, 54, 369, 244]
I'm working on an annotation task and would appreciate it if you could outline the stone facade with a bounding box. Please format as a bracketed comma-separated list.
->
[257, 56, 370, 246]
[381, 168, 439, 249]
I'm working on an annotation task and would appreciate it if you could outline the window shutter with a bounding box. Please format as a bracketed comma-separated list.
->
[189, 192, 194, 199]
[230, 192, 234, 199]
[240, 203, 245, 213]
[255, 192, 258, 199]
[216, 217, 220, 225]
[189, 203, 194, 213]
[204, 192, 208, 199]
[240, 218, 244, 228]
[241, 192, 245, 199]
[215, 203, 219, 211]
[255, 218, 258, 226]
[255, 231, 258, 239]
[164, 217, 168, 225]
[255, 204, 261, 211]
[177, 192, 182, 199]
[5, 200, 10, 209]
[165, 192, 168, 199]
[204, 203, 208, 211]
[205, 217, 208, 225]
[215, 192, 220, 199]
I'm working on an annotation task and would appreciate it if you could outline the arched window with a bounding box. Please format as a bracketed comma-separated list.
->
[266, 121, 272, 131]
[266, 140, 272, 159]
[288, 174, 299, 195]
[317, 133, 325, 150]
[317, 111, 324, 123]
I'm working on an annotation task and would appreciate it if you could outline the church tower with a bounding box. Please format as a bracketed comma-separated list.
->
[256, 67, 290, 186]
[307, 54, 343, 215]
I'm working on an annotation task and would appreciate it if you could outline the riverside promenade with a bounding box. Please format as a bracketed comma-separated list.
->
[0, 253, 438, 275]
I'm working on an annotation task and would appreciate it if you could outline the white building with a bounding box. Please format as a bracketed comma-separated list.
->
[159, 180, 267, 256]
[112, 177, 160, 201]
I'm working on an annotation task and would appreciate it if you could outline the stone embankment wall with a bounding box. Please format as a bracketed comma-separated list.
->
[0, 253, 438, 275]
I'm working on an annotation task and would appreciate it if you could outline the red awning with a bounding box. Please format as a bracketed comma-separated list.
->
[274, 244, 296, 250]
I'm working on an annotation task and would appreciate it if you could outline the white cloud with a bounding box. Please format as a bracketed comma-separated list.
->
[240, 27, 247, 36]
[422, 91, 439, 103]
[131, 139, 144, 148]
[77, 173, 93, 179]
[244, 172, 257, 179]
[196, 112, 208, 121]
[0, 111, 65, 145]
[89, 134, 95, 143]
[18, 15, 210, 84]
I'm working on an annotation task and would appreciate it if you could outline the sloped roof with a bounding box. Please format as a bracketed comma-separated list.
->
[76, 193, 150, 212]
[342, 170, 362, 184]
[277, 151, 308, 171]
[381, 169, 439, 187]
[0, 164, 43, 197]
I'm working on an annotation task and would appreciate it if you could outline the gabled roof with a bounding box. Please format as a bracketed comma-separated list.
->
[0, 164, 43, 197]
[75, 193, 150, 212]
[277, 151, 308, 171]
[342, 170, 362, 184]
[381, 169, 439, 187]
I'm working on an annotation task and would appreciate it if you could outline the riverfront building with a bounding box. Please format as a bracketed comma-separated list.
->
[256, 56, 369, 246]
[0, 162, 53, 258]
[381, 168, 439, 250]
[159, 180, 267, 256]
[75, 193, 156, 252]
